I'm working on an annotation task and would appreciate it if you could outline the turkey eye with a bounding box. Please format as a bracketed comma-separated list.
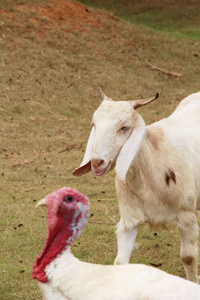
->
[64, 195, 74, 203]
[121, 126, 129, 131]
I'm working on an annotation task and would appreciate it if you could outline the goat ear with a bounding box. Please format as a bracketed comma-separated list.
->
[72, 127, 95, 176]
[115, 113, 146, 183]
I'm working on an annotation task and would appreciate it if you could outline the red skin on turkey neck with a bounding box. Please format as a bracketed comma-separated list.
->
[32, 187, 89, 283]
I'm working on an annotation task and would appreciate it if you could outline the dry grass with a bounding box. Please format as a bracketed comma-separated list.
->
[0, 0, 200, 299]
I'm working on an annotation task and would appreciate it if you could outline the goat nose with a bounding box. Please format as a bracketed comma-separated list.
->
[91, 159, 104, 168]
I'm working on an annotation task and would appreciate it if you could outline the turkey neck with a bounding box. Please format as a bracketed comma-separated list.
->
[32, 207, 81, 283]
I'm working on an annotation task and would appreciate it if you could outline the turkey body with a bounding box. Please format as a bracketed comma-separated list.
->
[32, 187, 200, 300]
[39, 249, 200, 300]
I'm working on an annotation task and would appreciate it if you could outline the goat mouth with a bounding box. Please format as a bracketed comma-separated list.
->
[93, 161, 111, 176]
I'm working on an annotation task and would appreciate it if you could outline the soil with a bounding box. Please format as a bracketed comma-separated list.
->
[0, 0, 116, 37]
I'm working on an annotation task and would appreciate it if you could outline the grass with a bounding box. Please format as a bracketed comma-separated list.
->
[78, 0, 200, 42]
[0, 0, 200, 299]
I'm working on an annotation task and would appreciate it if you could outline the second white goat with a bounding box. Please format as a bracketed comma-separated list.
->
[73, 90, 200, 283]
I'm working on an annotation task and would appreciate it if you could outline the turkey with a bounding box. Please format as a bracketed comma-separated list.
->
[32, 187, 200, 300]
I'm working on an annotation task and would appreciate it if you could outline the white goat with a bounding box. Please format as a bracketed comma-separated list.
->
[73, 89, 200, 283]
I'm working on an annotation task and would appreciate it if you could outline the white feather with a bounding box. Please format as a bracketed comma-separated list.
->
[41, 248, 200, 300]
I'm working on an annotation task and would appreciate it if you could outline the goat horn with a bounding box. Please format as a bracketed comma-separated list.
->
[131, 92, 159, 109]
[98, 87, 113, 101]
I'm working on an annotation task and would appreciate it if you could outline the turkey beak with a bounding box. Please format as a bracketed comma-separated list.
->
[36, 198, 47, 207]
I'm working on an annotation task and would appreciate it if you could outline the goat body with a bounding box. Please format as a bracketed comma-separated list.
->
[73, 91, 200, 283]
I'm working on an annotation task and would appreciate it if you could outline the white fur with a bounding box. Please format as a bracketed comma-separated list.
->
[73, 92, 200, 283]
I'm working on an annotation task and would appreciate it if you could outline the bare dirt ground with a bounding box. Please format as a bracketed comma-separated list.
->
[0, 0, 116, 37]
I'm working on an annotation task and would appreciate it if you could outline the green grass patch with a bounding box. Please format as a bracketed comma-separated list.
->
[78, 0, 200, 41]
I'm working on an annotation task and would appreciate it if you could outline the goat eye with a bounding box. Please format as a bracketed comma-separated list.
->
[121, 126, 129, 131]
[63, 195, 74, 203]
